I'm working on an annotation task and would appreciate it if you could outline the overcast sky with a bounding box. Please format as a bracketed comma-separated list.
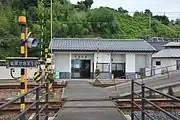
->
[70, 0, 180, 19]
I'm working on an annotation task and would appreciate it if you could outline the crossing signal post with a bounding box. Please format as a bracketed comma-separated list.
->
[18, 16, 39, 120]
[18, 16, 27, 120]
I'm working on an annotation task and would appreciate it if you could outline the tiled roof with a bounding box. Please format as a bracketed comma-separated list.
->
[147, 41, 168, 51]
[152, 48, 180, 58]
[164, 42, 180, 47]
[52, 38, 156, 52]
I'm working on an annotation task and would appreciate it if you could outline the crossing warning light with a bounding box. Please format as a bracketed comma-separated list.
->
[18, 16, 26, 24]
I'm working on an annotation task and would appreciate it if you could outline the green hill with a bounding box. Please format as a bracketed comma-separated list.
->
[0, 0, 180, 58]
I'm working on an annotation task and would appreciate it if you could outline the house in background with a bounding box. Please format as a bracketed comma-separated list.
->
[52, 38, 156, 80]
[152, 42, 180, 72]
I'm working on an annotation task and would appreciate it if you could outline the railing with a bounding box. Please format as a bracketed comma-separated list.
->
[134, 64, 179, 80]
[131, 79, 180, 120]
[147, 37, 180, 42]
[0, 82, 49, 120]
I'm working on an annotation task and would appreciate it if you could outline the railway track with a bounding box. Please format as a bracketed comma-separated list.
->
[1, 98, 180, 112]
[0, 102, 64, 112]
[115, 98, 180, 110]
[0, 83, 66, 89]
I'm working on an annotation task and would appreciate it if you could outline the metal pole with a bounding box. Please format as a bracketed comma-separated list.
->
[166, 66, 170, 78]
[95, 40, 100, 82]
[50, 0, 53, 69]
[18, 16, 27, 120]
[50, 0, 53, 55]
[131, 79, 134, 120]
[50, 0, 54, 89]
[141, 83, 145, 120]
[36, 87, 40, 120]
[24, 23, 28, 92]
[45, 82, 49, 120]
[44, 48, 49, 120]
[149, 14, 151, 35]
[40, 0, 45, 85]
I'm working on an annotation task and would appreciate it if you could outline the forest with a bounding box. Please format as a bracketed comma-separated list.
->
[0, 0, 180, 58]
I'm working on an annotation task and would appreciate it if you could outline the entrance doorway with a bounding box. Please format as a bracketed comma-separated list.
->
[71, 60, 91, 79]
[111, 63, 126, 79]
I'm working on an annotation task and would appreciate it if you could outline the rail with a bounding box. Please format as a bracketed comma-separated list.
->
[131, 79, 180, 120]
[0, 82, 49, 120]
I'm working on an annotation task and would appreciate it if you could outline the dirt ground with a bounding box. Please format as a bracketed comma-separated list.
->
[0, 87, 62, 120]
[0, 89, 19, 102]
[0, 88, 62, 102]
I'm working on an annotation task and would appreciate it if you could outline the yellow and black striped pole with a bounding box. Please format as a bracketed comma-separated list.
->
[44, 48, 49, 80]
[44, 49, 53, 91]
[47, 53, 53, 92]
[18, 16, 27, 120]
[95, 42, 100, 83]
[34, 71, 42, 82]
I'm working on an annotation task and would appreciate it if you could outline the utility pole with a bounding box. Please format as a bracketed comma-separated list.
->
[50, 0, 53, 70]
[149, 13, 152, 38]
[49, 0, 54, 89]
[39, 0, 45, 84]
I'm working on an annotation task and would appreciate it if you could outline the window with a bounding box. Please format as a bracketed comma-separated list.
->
[156, 61, 161, 66]
[112, 63, 125, 71]
[97, 63, 110, 72]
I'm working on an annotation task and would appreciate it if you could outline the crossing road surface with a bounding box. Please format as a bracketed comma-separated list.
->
[106, 70, 180, 97]
[55, 81, 127, 120]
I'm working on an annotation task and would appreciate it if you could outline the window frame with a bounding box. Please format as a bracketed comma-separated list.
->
[112, 63, 125, 71]
[156, 61, 161, 66]
[97, 63, 110, 73]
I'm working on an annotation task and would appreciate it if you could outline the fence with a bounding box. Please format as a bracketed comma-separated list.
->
[135, 64, 178, 80]
[131, 79, 180, 120]
[0, 82, 49, 120]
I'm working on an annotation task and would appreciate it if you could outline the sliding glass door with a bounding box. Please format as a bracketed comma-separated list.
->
[71, 60, 91, 79]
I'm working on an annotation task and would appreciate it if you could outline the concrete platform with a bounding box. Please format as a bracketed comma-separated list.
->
[55, 81, 127, 120]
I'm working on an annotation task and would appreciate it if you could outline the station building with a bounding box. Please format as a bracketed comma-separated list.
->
[52, 38, 156, 79]
[147, 38, 180, 74]
[152, 42, 180, 71]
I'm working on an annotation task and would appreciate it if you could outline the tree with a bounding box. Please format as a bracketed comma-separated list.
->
[133, 11, 144, 17]
[83, 0, 93, 9]
[118, 7, 128, 14]
[175, 19, 180, 25]
[153, 15, 169, 25]
[144, 9, 152, 16]
[75, 0, 93, 11]
[1, 0, 180, 58]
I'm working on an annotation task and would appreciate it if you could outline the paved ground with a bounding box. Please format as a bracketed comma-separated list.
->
[106, 70, 180, 97]
[55, 81, 127, 120]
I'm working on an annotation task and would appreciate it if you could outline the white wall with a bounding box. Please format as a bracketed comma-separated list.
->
[0, 67, 38, 80]
[153, 58, 177, 71]
[135, 54, 151, 72]
[94, 52, 111, 63]
[54, 53, 70, 72]
[94, 52, 111, 72]
[126, 53, 135, 73]
[111, 54, 125, 63]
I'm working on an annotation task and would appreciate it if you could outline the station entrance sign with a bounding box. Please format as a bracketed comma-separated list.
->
[6, 57, 39, 68]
